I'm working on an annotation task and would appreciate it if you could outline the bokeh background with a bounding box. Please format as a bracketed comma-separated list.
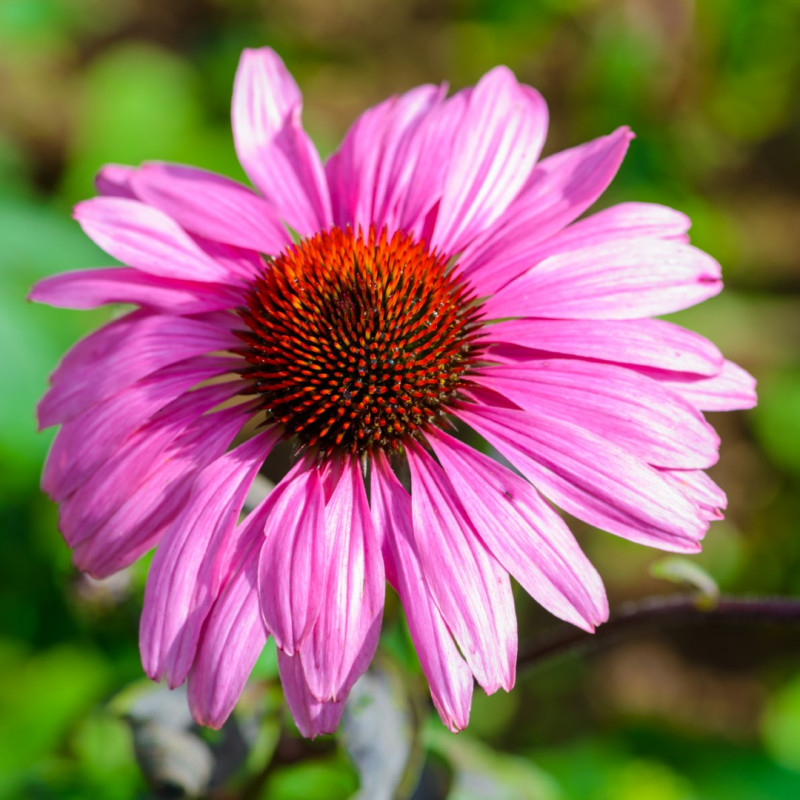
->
[2, 0, 800, 798]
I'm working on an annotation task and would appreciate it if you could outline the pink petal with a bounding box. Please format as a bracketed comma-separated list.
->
[425, 429, 608, 631]
[43, 355, 236, 501]
[141, 429, 281, 687]
[132, 163, 290, 255]
[485, 318, 724, 377]
[474, 359, 720, 469]
[458, 126, 633, 294]
[73, 197, 245, 285]
[187, 547, 268, 729]
[232, 47, 331, 235]
[662, 469, 727, 521]
[278, 650, 346, 739]
[406, 443, 517, 695]
[484, 240, 722, 321]
[522, 202, 692, 264]
[30, 268, 242, 314]
[257, 460, 327, 655]
[395, 90, 469, 239]
[658, 360, 757, 411]
[370, 453, 473, 731]
[38, 310, 238, 428]
[431, 68, 548, 254]
[57, 382, 243, 549]
[72, 400, 251, 577]
[300, 459, 385, 703]
[95, 164, 137, 198]
[326, 84, 444, 233]
[457, 393, 709, 552]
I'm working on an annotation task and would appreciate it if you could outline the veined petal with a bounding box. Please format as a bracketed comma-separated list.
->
[72, 401, 250, 577]
[395, 89, 468, 239]
[459, 126, 633, 294]
[95, 164, 137, 198]
[523, 202, 692, 264]
[426, 429, 608, 631]
[406, 443, 517, 694]
[57, 382, 243, 548]
[187, 547, 268, 729]
[474, 359, 720, 469]
[431, 68, 548, 253]
[73, 197, 245, 285]
[485, 318, 724, 376]
[278, 651, 346, 739]
[658, 360, 757, 411]
[300, 459, 385, 703]
[141, 429, 281, 687]
[371, 453, 473, 732]
[257, 460, 327, 655]
[132, 163, 290, 255]
[457, 394, 708, 551]
[326, 84, 444, 232]
[29, 268, 242, 314]
[43, 355, 237, 501]
[484, 240, 722, 321]
[662, 469, 727, 521]
[232, 47, 331, 235]
[38, 311, 238, 429]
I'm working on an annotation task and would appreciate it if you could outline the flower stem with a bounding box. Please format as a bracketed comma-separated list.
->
[518, 594, 800, 672]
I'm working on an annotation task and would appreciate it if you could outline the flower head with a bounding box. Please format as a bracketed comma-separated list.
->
[33, 48, 756, 737]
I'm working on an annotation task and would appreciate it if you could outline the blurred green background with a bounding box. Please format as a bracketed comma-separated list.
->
[1, 0, 800, 798]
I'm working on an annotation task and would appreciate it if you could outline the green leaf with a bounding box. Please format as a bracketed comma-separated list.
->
[425, 726, 563, 800]
[762, 675, 800, 771]
[649, 557, 720, 608]
[259, 757, 358, 800]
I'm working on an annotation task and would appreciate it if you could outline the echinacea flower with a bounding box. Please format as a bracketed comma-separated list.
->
[33, 47, 756, 738]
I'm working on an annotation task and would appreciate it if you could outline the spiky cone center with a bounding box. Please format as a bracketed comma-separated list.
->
[237, 226, 484, 457]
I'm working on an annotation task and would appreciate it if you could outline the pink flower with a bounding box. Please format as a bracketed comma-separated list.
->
[33, 48, 755, 738]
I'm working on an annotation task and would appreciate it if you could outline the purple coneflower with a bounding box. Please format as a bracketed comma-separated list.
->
[32, 48, 755, 737]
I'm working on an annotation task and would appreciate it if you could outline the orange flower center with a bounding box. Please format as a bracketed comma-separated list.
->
[238, 226, 483, 456]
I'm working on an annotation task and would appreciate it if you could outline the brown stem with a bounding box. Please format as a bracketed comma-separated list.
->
[518, 594, 800, 672]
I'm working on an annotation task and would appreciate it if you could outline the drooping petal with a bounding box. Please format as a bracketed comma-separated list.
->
[257, 460, 327, 655]
[431, 68, 548, 253]
[57, 382, 243, 549]
[326, 84, 445, 232]
[522, 202, 692, 264]
[457, 393, 708, 551]
[458, 126, 633, 294]
[232, 47, 331, 235]
[73, 197, 246, 285]
[141, 429, 281, 687]
[187, 547, 268, 729]
[483, 240, 722, 321]
[406, 443, 517, 695]
[371, 453, 473, 731]
[300, 459, 385, 703]
[95, 164, 137, 198]
[425, 429, 607, 631]
[38, 310, 238, 429]
[43, 355, 237, 501]
[662, 469, 727, 522]
[485, 318, 724, 377]
[72, 400, 251, 577]
[29, 268, 243, 314]
[474, 359, 720, 469]
[278, 650, 346, 739]
[132, 163, 290, 255]
[657, 360, 757, 411]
